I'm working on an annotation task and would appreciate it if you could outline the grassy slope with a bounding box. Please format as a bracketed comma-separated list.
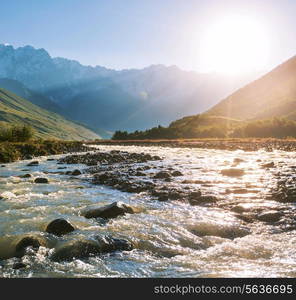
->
[206, 55, 296, 120]
[0, 88, 100, 140]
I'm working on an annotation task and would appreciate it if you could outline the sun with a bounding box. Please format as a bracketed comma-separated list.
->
[199, 15, 271, 74]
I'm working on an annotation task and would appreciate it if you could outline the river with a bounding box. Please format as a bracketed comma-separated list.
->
[0, 145, 296, 278]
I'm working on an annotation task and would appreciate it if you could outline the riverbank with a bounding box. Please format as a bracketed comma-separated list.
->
[88, 138, 296, 152]
[0, 140, 88, 163]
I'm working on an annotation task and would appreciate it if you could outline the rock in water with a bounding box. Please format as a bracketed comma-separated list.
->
[46, 219, 75, 236]
[34, 177, 49, 184]
[20, 173, 32, 178]
[95, 235, 133, 252]
[171, 170, 183, 177]
[221, 168, 245, 177]
[15, 236, 43, 257]
[12, 262, 27, 269]
[83, 201, 135, 219]
[261, 162, 275, 168]
[71, 169, 82, 176]
[257, 211, 282, 223]
[51, 235, 133, 261]
[51, 239, 102, 261]
[27, 161, 39, 166]
[189, 195, 217, 205]
[153, 171, 171, 179]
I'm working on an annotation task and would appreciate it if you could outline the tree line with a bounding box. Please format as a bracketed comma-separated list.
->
[112, 117, 296, 140]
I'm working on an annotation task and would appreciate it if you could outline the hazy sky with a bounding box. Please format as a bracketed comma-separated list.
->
[1, 0, 295, 73]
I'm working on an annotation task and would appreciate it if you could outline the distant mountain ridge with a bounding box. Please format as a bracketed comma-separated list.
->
[0, 43, 262, 132]
[206, 55, 296, 120]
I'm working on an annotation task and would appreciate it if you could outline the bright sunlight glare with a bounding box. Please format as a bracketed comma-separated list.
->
[199, 15, 271, 74]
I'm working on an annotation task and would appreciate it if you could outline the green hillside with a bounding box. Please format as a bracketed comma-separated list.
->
[206, 55, 296, 120]
[0, 88, 100, 140]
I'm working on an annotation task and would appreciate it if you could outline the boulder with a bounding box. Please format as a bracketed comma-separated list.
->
[83, 201, 134, 219]
[71, 169, 82, 176]
[15, 236, 43, 257]
[257, 211, 282, 223]
[153, 171, 171, 179]
[46, 219, 75, 236]
[34, 177, 49, 184]
[12, 262, 27, 269]
[171, 170, 183, 177]
[51, 235, 133, 261]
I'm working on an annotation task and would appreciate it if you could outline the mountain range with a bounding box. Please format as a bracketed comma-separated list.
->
[113, 54, 296, 139]
[206, 55, 296, 121]
[0, 44, 261, 134]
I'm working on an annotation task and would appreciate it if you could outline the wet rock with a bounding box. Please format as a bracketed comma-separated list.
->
[188, 191, 202, 199]
[15, 236, 42, 257]
[47, 158, 55, 161]
[221, 168, 245, 177]
[34, 177, 49, 184]
[51, 235, 133, 261]
[171, 170, 183, 177]
[135, 171, 146, 176]
[231, 205, 248, 213]
[1, 165, 6, 167]
[20, 174, 32, 178]
[152, 155, 161, 160]
[51, 239, 102, 261]
[71, 169, 82, 176]
[153, 171, 171, 179]
[46, 219, 75, 236]
[182, 179, 204, 184]
[189, 195, 217, 205]
[27, 161, 39, 166]
[261, 162, 275, 168]
[94, 235, 133, 252]
[12, 262, 27, 269]
[83, 201, 135, 219]
[256, 211, 282, 223]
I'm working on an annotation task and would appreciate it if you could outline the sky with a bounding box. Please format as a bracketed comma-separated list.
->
[1, 0, 296, 73]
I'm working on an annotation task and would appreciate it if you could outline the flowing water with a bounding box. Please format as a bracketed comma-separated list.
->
[1, 145, 296, 278]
